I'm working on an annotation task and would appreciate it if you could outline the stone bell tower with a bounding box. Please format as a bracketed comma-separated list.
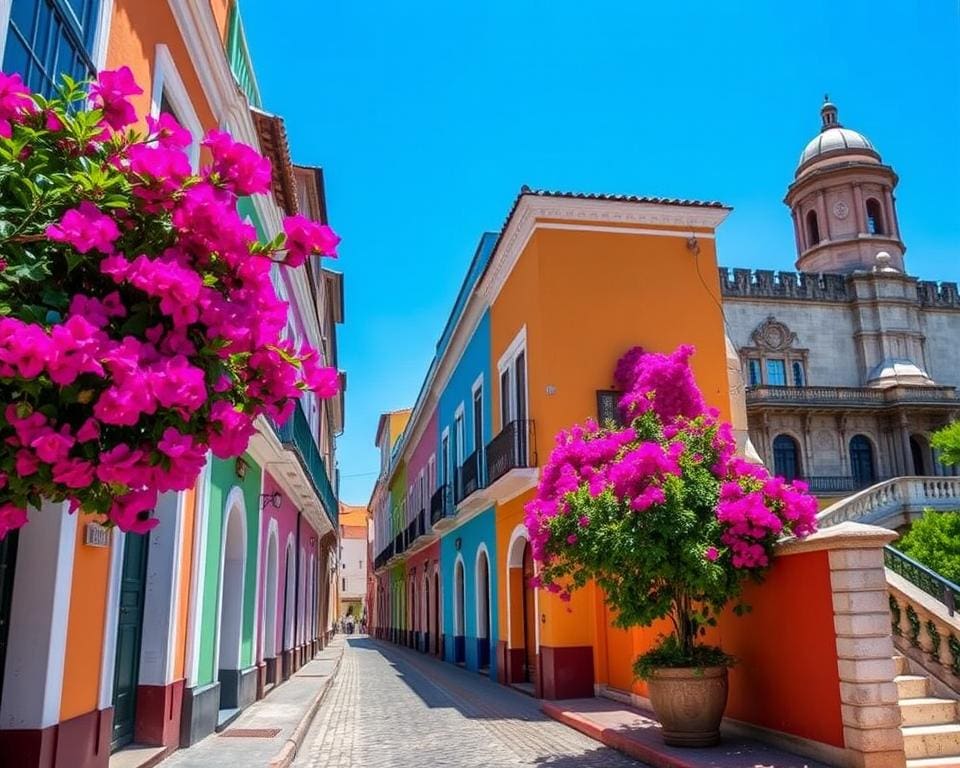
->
[785, 97, 906, 274]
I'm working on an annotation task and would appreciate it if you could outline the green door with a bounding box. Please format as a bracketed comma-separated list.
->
[0, 531, 18, 711]
[112, 532, 149, 751]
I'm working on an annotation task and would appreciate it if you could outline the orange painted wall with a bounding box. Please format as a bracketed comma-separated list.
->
[60, 519, 112, 720]
[210, 0, 232, 42]
[491, 221, 731, 651]
[106, 0, 216, 131]
[600, 549, 843, 748]
[174, 487, 197, 680]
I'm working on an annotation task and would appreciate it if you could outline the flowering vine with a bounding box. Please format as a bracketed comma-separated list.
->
[524, 345, 817, 673]
[0, 70, 340, 537]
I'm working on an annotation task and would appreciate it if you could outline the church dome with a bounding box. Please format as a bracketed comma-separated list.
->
[796, 97, 880, 174]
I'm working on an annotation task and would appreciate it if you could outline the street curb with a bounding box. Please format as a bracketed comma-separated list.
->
[267, 641, 345, 768]
[541, 701, 694, 768]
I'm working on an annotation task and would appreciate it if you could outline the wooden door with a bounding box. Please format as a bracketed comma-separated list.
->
[521, 542, 537, 684]
[112, 532, 149, 751]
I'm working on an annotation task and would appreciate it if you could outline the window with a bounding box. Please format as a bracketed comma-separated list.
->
[772, 435, 801, 481]
[440, 433, 449, 488]
[865, 198, 884, 235]
[342, 578, 346, 591]
[418, 470, 425, 513]
[747, 359, 762, 387]
[3, 0, 102, 96]
[792, 361, 805, 387]
[497, 327, 528, 431]
[766, 359, 787, 387]
[806, 210, 820, 246]
[428, 455, 436, 492]
[454, 409, 465, 466]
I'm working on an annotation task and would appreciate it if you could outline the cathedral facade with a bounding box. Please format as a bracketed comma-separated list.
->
[722, 99, 960, 496]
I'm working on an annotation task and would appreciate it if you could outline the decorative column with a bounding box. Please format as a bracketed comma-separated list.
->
[883, 188, 900, 240]
[793, 208, 805, 253]
[817, 190, 830, 241]
[853, 184, 866, 234]
[899, 414, 913, 476]
[778, 522, 905, 768]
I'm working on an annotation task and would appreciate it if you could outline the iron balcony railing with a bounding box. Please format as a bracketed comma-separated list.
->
[885, 546, 959, 617]
[805, 475, 892, 495]
[374, 540, 394, 571]
[394, 531, 405, 558]
[405, 509, 427, 548]
[458, 449, 484, 504]
[746, 385, 958, 409]
[273, 401, 338, 529]
[486, 420, 537, 486]
[430, 484, 453, 526]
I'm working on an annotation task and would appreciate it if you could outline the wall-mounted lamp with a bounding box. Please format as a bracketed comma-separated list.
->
[235, 457, 248, 480]
[260, 491, 282, 509]
[454, 537, 462, 551]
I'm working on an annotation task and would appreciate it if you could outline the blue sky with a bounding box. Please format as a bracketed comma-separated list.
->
[242, 0, 960, 506]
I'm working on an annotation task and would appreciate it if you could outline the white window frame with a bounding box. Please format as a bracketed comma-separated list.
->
[497, 326, 528, 431]
[428, 455, 436, 492]
[454, 405, 466, 468]
[418, 469, 425, 514]
[440, 428, 450, 488]
[151, 44, 204, 169]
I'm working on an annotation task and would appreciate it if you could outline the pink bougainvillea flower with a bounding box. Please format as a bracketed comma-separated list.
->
[52, 458, 95, 489]
[282, 215, 340, 266]
[30, 428, 75, 464]
[15, 449, 39, 476]
[146, 112, 192, 149]
[47, 201, 120, 254]
[0, 502, 28, 540]
[75, 418, 100, 443]
[96, 444, 145, 486]
[89, 66, 142, 130]
[108, 488, 159, 534]
[202, 130, 273, 196]
[47, 315, 106, 385]
[0, 72, 35, 138]
[705, 546, 719, 562]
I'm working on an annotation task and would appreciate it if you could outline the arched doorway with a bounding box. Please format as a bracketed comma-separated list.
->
[850, 435, 876, 488]
[772, 434, 802, 481]
[433, 569, 440, 655]
[521, 543, 537, 685]
[476, 548, 491, 670]
[263, 528, 279, 684]
[506, 528, 537, 688]
[282, 540, 295, 679]
[910, 436, 931, 476]
[453, 557, 465, 663]
[217, 499, 246, 714]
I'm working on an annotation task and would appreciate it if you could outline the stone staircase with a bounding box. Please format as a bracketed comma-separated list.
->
[896, 654, 960, 766]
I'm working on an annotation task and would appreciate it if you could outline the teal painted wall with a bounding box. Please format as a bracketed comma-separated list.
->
[198, 454, 262, 684]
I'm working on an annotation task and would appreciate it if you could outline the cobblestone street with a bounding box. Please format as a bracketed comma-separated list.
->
[293, 637, 646, 768]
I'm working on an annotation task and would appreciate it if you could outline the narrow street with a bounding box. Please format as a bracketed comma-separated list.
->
[293, 638, 646, 768]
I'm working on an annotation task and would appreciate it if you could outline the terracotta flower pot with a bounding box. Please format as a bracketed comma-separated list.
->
[647, 666, 729, 747]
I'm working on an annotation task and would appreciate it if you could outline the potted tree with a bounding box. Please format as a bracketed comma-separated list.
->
[525, 345, 817, 747]
[0, 69, 340, 537]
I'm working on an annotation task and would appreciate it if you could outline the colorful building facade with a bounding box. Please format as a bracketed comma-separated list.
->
[0, 2, 343, 767]
[369, 188, 907, 766]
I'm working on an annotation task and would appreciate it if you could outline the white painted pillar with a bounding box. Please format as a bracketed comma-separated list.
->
[0, 502, 77, 729]
[139, 492, 184, 687]
[185, 457, 213, 687]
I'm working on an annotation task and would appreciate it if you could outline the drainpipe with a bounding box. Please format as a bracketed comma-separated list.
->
[294, 511, 301, 664]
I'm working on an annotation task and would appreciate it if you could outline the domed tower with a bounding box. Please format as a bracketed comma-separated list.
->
[785, 97, 905, 274]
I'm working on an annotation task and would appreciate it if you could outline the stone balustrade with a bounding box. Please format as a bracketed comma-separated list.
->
[719, 267, 850, 301]
[746, 384, 958, 408]
[817, 477, 960, 530]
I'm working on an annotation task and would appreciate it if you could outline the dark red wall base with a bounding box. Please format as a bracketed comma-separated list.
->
[136, 679, 184, 749]
[539, 645, 594, 700]
[0, 707, 113, 768]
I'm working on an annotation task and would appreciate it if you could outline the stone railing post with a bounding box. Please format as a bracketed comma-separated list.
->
[780, 521, 905, 768]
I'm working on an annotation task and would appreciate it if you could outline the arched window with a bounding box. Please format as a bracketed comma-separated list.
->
[866, 199, 884, 235]
[806, 210, 820, 246]
[850, 435, 876, 488]
[772, 435, 802, 481]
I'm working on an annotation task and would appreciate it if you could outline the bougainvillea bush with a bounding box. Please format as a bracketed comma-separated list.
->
[0, 69, 340, 537]
[524, 345, 818, 676]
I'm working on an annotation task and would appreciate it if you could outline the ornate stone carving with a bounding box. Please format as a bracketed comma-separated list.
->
[751, 316, 798, 352]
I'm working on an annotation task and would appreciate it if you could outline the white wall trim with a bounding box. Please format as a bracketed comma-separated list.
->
[505, 524, 539, 651]
[453, 553, 466, 636]
[186, 456, 212, 687]
[474, 542, 490, 640]
[213, 486, 247, 674]
[97, 528, 124, 709]
[262, 519, 280, 658]
[151, 43, 204, 168]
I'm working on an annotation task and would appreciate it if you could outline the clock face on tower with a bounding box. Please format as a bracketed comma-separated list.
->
[833, 200, 849, 220]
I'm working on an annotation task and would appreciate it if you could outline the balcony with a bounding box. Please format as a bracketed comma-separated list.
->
[374, 540, 394, 572]
[404, 509, 432, 553]
[394, 531, 406, 558]
[746, 385, 958, 411]
[430, 484, 455, 529]
[273, 401, 339, 530]
[804, 475, 891, 497]
[484, 420, 539, 501]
